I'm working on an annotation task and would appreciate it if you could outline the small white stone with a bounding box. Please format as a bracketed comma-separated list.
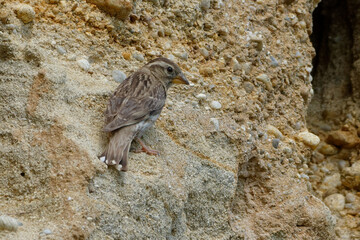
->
[174, 51, 188, 60]
[345, 193, 356, 203]
[324, 193, 345, 211]
[67, 54, 76, 61]
[165, 54, 175, 61]
[148, 50, 160, 56]
[196, 93, 207, 100]
[133, 53, 144, 61]
[210, 118, 219, 131]
[231, 58, 241, 72]
[111, 160, 116, 165]
[344, 161, 360, 176]
[199, 48, 209, 58]
[67, 197, 72, 201]
[105, 159, 108, 164]
[43, 229, 52, 235]
[210, 101, 222, 110]
[99, 156, 105, 162]
[297, 131, 320, 148]
[112, 70, 126, 83]
[56, 46, 66, 55]
[320, 173, 341, 192]
[215, 0, 224, 9]
[163, 42, 172, 50]
[300, 174, 309, 180]
[77, 59, 90, 71]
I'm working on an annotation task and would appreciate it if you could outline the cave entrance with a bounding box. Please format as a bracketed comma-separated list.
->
[307, 0, 356, 133]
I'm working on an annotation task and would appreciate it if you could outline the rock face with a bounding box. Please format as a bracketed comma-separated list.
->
[86, 0, 132, 20]
[307, 0, 360, 238]
[0, 0, 338, 239]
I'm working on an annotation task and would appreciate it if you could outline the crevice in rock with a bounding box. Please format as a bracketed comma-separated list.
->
[308, 0, 354, 130]
[307, 0, 360, 238]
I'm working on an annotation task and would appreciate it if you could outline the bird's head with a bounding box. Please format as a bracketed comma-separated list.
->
[145, 57, 189, 89]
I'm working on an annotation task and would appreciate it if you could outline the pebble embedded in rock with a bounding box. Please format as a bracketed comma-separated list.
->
[255, 73, 272, 90]
[165, 54, 175, 61]
[15, 4, 35, 24]
[200, 0, 211, 11]
[269, 56, 279, 67]
[243, 82, 254, 93]
[77, 59, 90, 71]
[0, 215, 22, 231]
[297, 131, 320, 148]
[344, 161, 360, 176]
[272, 138, 280, 149]
[56, 45, 66, 55]
[210, 101, 222, 110]
[200, 48, 209, 58]
[326, 130, 360, 148]
[317, 142, 338, 156]
[167, 100, 173, 106]
[210, 118, 219, 131]
[199, 67, 213, 77]
[112, 70, 126, 83]
[163, 42, 172, 50]
[345, 193, 356, 203]
[241, 62, 251, 74]
[174, 51, 188, 60]
[320, 173, 341, 192]
[196, 93, 207, 100]
[266, 125, 283, 139]
[338, 160, 349, 171]
[24, 45, 42, 66]
[230, 58, 241, 72]
[133, 52, 144, 61]
[86, 0, 132, 20]
[43, 229, 52, 235]
[122, 52, 131, 60]
[148, 50, 160, 56]
[323, 193, 345, 211]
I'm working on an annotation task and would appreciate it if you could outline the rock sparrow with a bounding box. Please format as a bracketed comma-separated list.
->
[99, 57, 189, 171]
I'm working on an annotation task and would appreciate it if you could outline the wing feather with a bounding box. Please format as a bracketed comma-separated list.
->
[104, 71, 166, 132]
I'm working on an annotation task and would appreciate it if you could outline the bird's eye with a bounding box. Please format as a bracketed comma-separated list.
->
[167, 66, 173, 73]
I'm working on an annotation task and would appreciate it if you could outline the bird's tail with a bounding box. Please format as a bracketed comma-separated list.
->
[99, 128, 134, 171]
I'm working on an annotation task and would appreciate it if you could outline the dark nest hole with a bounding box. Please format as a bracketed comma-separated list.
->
[307, 0, 355, 132]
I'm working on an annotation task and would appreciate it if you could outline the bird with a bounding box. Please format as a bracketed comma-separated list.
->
[99, 57, 189, 171]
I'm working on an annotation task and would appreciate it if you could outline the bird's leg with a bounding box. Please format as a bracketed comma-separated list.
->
[134, 138, 160, 156]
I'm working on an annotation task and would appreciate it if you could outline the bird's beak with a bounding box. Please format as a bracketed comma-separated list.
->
[172, 72, 189, 85]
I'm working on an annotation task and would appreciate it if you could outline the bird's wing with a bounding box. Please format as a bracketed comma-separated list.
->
[103, 71, 166, 132]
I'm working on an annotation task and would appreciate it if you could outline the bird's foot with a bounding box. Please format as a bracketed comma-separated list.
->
[135, 138, 160, 156]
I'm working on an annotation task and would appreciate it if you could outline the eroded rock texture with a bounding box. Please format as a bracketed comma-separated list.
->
[0, 0, 338, 239]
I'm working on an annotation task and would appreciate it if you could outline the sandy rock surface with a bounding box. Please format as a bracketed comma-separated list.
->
[0, 0, 347, 239]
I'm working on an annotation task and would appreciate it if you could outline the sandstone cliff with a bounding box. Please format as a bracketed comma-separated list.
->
[0, 0, 358, 239]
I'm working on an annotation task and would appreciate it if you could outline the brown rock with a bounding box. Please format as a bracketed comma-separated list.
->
[199, 66, 214, 77]
[15, 4, 35, 24]
[86, 0, 132, 20]
[0, 9, 9, 24]
[122, 52, 131, 60]
[317, 142, 338, 156]
[326, 130, 360, 148]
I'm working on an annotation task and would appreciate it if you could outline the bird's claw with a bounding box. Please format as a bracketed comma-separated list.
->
[134, 146, 160, 156]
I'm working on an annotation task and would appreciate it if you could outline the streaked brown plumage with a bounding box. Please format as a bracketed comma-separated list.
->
[99, 57, 189, 171]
